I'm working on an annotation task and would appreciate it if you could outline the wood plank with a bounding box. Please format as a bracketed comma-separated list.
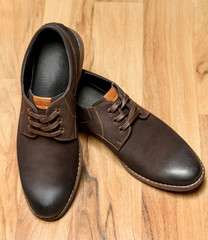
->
[1, 0, 208, 239]
[0, 1, 45, 239]
[0, 0, 45, 79]
[79, 2, 144, 239]
[198, 115, 208, 237]
[142, 0, 205, 239]
[14, 1, 96, 240]
[194, 0, 208, 114]
[193, 0, 208, 238]
[97, 0, 142, 2]
[43, 0, 95, 70]
[0, 78, 21, 240]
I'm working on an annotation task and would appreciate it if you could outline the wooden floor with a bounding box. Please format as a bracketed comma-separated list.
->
[1, 0, 208, 239]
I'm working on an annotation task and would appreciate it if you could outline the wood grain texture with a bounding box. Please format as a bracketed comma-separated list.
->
[0, 0, 208, 239]
[142, 2, 204, 240]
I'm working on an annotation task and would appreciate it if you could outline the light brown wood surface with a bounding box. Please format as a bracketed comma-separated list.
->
[0, 0, 208, 239]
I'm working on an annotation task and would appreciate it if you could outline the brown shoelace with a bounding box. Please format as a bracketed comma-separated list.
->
[27, 107, 64, 137]
[108, 93, 147, 132]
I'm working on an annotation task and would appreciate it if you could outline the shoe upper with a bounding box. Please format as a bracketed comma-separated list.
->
[77, 70, 205, 191]
[17, 23, 84, 219]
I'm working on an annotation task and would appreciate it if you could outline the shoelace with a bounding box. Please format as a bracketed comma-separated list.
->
[108, 93, 148, 132]
[27, 107, 64, 137]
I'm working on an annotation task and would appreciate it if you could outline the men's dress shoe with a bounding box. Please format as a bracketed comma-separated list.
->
[17, 23, 84, 220]
[77, 70, 205, 192]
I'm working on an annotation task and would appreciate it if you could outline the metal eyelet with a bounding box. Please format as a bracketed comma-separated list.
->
[61, 127, 65, 133]
[119, 126, 124, 132]
[57, 108, 61, 113]
[28, 116, 31, 120]
[108, 108, 112, 115]
[113, 117, 117, 123]
[28, 124, 30, 129]
[27, 108, 31, 112]
[58, 118, 62, 124]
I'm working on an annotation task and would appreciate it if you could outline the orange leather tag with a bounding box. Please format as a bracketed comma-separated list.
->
[104, 86, 118, 102]
[33, 95, 52, 110]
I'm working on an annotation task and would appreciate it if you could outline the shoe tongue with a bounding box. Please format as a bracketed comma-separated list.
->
[93, 85, 119, 106]
[28, 89, 61, 113]
[33, 95, 51, 110]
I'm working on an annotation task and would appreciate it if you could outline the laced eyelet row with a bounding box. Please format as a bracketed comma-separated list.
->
[107, 108, 124, 133]
[27, 109, 31, 129]
[106, 93, 147, 132]
[27, 107, 64, 137]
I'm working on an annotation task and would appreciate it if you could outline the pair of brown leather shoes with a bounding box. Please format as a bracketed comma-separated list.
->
[17, 23, 205, 221]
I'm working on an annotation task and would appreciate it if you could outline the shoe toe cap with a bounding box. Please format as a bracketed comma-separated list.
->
[161, 149, 204, 187]
[24, 185, 71, 220]
[17, 136, 81, 219]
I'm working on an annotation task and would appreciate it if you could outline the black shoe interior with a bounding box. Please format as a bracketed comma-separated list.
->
[31, 29, 69, 97]
[77, 71, 111, 108]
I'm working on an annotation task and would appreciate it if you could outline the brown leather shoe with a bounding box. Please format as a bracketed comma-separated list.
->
[17, 23, 84, 220]
[77, 70, 205, 192]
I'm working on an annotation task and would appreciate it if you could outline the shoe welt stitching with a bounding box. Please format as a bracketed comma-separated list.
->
[121, 157, 205, 189]
[81, 128, 205, 190]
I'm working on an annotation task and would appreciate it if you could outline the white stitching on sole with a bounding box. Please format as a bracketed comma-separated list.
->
[81, 128, 205, 190]
[121, 158, 205, 190]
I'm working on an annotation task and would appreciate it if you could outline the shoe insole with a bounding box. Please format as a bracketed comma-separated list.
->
[77, 83, 106, 108]
[31, 33, 69, 97]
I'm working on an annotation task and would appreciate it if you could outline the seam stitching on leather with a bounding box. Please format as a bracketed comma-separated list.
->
[87, 109, 92, 121]
[117, 126, 131, 150]
[69, 88, 76, 99]
[57, 25, 78, 83]
[87, 129, 119, 150]
[67, 37, 77, 76]
[81, 128, 205, 189]
[94, 109, 104, 136]
[83, 107, 131, 150]
[93, 102, 113, 109]
[70, 29, 81, 57]
[116, 108, 131, 150]
[64, 97, 76, 118]
[69, 29, 82, 92]
[77, 109, 92, 124]
[70, 29, 81, 68]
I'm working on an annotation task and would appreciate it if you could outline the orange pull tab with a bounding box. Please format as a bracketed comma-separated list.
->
[104, 86, 118, 102]
[33, 96, 52, 110]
